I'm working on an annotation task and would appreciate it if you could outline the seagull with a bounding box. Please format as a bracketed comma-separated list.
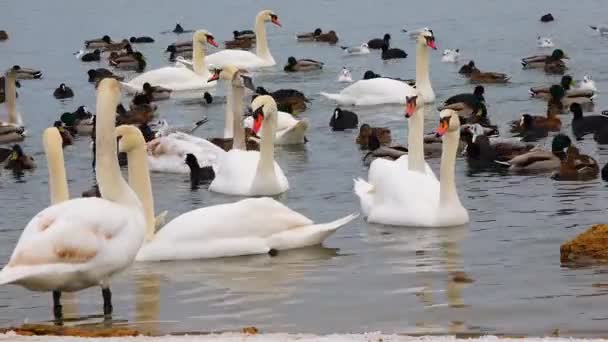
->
[441, 49, 460, 63]
[338, 67, 353, 83]
[340, 43, 370, 56]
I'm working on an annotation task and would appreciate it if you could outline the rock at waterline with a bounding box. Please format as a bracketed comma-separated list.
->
[561, 224, 608, 264]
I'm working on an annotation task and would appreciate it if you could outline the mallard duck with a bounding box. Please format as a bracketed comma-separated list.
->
[521, 49, 567, 68]
[330, 107, 358, 131]
[129, 36, 154, 43]
[362, 134, 408, 167]
[470, 67, 510, 83]
[284, 57, 323, 72]
[296, 28, 322, 41]
[315, 30, 339, 44]
[356, 124, 392, 150]
[142, 82, 172, 101]
[462, 124, 533, 163]
[0, 30, 8, 41]
[3, 144, 35, 171]
[116, 97, 157, 125]
[224, 37, 253, 50]
[367, 33, 390, 50]
[497, 134, 571, 172]
[511, 87, 563, 133]
[459, 60, 476, 75]
[440, 85, 487, 118]
[255, 87, 309, 114]
[571, 103, 608, 140]
[81, 49, 101, 62]
[87, 68, 124, 83]
[165, 41, 192, 53]
[530, 75, 594, 100]
[109, 51, 146, 72]
[53, 121, 74, 147]
[233, 30, 255, 40]
[185, 153, 215, 189]
[84, 35, 112, 49]
[60, 106, 94, 136]
[381, 43, 407, 60]
[12, 65, 42, 79]
[551, 146, 599, 181]
[0, 76, 20, 104]
[102, 39, 130, 52]
[53, 83, 74, 99]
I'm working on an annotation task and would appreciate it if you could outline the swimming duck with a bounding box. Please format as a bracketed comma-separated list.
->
[356, 124, 392, 150]
[540, 13, 554, 22]
[84, 35, 112, 49]
[551, 145, 599, 181]
[440, 85, 487, 118]
[296, 28, 322, 41]
[108, 44, 134, 60]
[142, 82, 172, 101]
[81, 49, 101, 62]
[521, 49, 567, 68]
[12, 65, 42, 80]
[166, 41, 193, 53]
[109, 51, 146, 72]
[116, 99, 157, 125]
[185, 153, 215, 189]
[511, 87, 563, 133]
[233, 30, 255, 40]
[462, 124, 532, 163]
[459, 60, 476, 75]
[60, 106, 94, 136]
[571, 103, 608, 140]
[381, 43, 408, 60]
[3, 144, 35, 171]
[340, 43, 370, 56]
[497, 134, 571, 172]
[441, 48, 460, 63]
[330, 107, 358, 131]
[367, 33, 390, 50]
[130, 36, 154, 43]
[470, 66, 510, 83]
[338, 67, 353, 83]
[102, 39, 130, 52]
[53, 121, 74, 147]
[602, 163, 608, 181]
[170, 23, 194, 34]
[284, 57, 324, 72]
[0, 76, 20, 104]
[53, 83, 74, 99]
[87, 68, 124, 83]
[362, 134, 408, 167]
[255, 87, 309, 114]
[0, 30, 8, 41]
[315, 30, 339, 44]
[225, 37, 253, 50]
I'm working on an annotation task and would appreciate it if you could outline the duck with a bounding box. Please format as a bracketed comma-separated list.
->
[165, 41, 192, 54]
[0, 79, 146, 321]
[551, 145, 599, 181]
[440, 85, 487, 118]
[497, 134, 571, 172]
[602, 163, 608, 181]
[169, 23, 194, 34]
[102, 39, 130, 52]
[0, 30, 8, 41]
[81, 49, 101, 62]
[110, 51, 146, 72]
[441, 48, 460, 63]
[340, 43, 370, 56]
[469, 66, 510, 84]
[185, 153, 215, 189]
[296, 28, 322, 41]
[204, 10, 281, 69]
[570, 103, 608, 140]
[531, 75, 579, 99]
[462, 124, 532, 163]
[3, 144, 35, 171]
[521, 49, 567, 68]
[315, 30, 339, 44]
[537, 36, 554, 48]
[589, 25, 608, 36]
[87, 68, 124, 83]
[356, 124, 393, 150]
[544, 59, 567, 75]
[459, 60, 476, 75]
[209, 95, 289, 196]
[354, 108, 468, 227]
[511, 95, 562, 133]
[540, 13, 554, 22]
[142, 82, 172, 101]
[60, 106, 94, 136]
[381, 43, 408, 60]
[284, 57, 324, 72]
[362, 134, 408, 167]
[255, 87, 309, 114]
[549, 84, 594, 110]
[116, 98, 157, 125]
[330, 108, 358, 131]
[130, 36, 154, 43]
[123, 30, 218, 93]
[53, 84, 74, 99]
[224, 37, 253, 50]
[0, 66, 26, 144]
[338, 67, 353, 83]
[233, 30, 256, 40]
[84, 35, 112, 49]
[321, 30, 436, 105]
[367, 33, 391, 50]
[11, 65, 42, 80]
[53, 121, 74, 147]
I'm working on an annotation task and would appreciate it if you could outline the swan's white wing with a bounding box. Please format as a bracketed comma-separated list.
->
[205, 50, 267, 70]
[148, 133, 224, 173]
[124, 67, 215, 92]
[275, 119, 309, 145]
[321, 78, 415, 106]
[0, 198, 144, 291]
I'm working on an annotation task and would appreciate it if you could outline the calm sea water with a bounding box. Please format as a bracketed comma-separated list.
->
[1, 0, 608, 337]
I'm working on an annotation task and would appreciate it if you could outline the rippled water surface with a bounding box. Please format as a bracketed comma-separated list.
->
[1, 0, 608, 337]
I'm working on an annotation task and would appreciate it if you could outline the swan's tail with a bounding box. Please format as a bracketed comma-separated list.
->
[280, 119, 310, 144]
[354, 177, 374, 197]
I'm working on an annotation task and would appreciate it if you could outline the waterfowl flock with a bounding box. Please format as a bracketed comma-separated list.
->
[1, 5, 608, 329]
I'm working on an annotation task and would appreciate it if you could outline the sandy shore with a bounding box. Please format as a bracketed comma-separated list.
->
[2, 333, 608, 342]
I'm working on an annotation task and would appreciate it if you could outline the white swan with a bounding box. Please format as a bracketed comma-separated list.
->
[321, 30, 436, 105]
[396, 95, 436, 176]
[147, 132, 225, 174]
[244, 110, 309, 145]
[354, 108, 468, 227]
[210, 95, 289, 196]
[204, 10, 281, 70]
[0, 66, 26, 143]
[122, 30, 218, 93]
[0, 79, 145, 319]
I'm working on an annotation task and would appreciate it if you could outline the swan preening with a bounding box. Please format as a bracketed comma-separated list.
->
[0, 79, 146, 320]
[320, 29, 436, 105]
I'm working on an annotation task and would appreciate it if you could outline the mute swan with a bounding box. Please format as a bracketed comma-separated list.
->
[110, 127, 358, 261]
[205, 10, 281, 70]
[244, 109, 309, 145]
[354, 109, 468, 227]
[147, 132, 225, 174]
[210, 95, 288, 196]
[0, 66, 26, 143]
[321, 29, 436, 105]
[122, 30, 218, 93]
[0, 79, 145, 320]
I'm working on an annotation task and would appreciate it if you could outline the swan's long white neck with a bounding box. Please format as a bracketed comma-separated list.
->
[254, 109, 277, 185]
[126, 142, 156, 241]
[407, 103, 426, 173]
[95, 91, 140, 210]
[439, 128, 461, 208]
[255, 15, 274, 64]
[43, 128, 69, 204]
[223, 84, 234, 138]
[415, 41, 434, 103]
[192, 38, 209, 78]
[231, 81, 246, 150]
[5, 72, 21, 125]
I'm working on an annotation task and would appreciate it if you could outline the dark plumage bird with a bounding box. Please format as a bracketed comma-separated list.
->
[330, 107, 358, 131]
[296, 28, 322, 41]
[0, 30, 8, 41]
[256, 87, 309, 114]
[368, 33, 391, 50]
[441, 86, 486, 118]
[53, 83, 74, 99]
[284, 57, 324, 72]
[233, 30, 255, 40]
[129, 36, 155, 43]
[381, 43, 407, 60]
[185, 153, 215, 189]
[53, 121, 74, 147]
[540, 13, 554, 22]
[459, 60, 476, 75]
[171, 23, 193, 34]
[81, 49, 101, 62]
[3, 144, 35, 171]
[602, 163, 608, 182]
[87, 68, 123, 83]
[570, 103, 608, 140]
[315, 30, 339, 44]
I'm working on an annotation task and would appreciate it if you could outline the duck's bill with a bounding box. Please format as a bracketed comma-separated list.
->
[436, 118, 449, 136]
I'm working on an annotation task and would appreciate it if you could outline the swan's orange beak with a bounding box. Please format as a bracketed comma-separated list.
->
[436, 118, 449, 137]
[207, 36, 218, 47]
[426, 37, 437, 50]
[271, 15, 282, 27]
[405, 96, 417, 118]
[253, 107, 264, 134]
[208, 69, 220, 82]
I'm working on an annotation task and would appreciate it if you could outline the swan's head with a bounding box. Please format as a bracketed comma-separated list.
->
[209, 65, 255, 90]
[436, 109, 460, 137]
[258, 10, 281, 27]
[405, 95, 418, 118]
[193, 30, 218, 47]
[116, 125, 145, 153]
[250, 95, 277, 134]
[416, 29, 436, 50]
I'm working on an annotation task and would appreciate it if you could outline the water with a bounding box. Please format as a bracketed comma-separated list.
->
[1, 0, 608, 337]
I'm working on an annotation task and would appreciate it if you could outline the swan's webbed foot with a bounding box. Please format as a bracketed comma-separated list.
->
[102, 287, 113, 318]
[52, 290, 63, 324]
